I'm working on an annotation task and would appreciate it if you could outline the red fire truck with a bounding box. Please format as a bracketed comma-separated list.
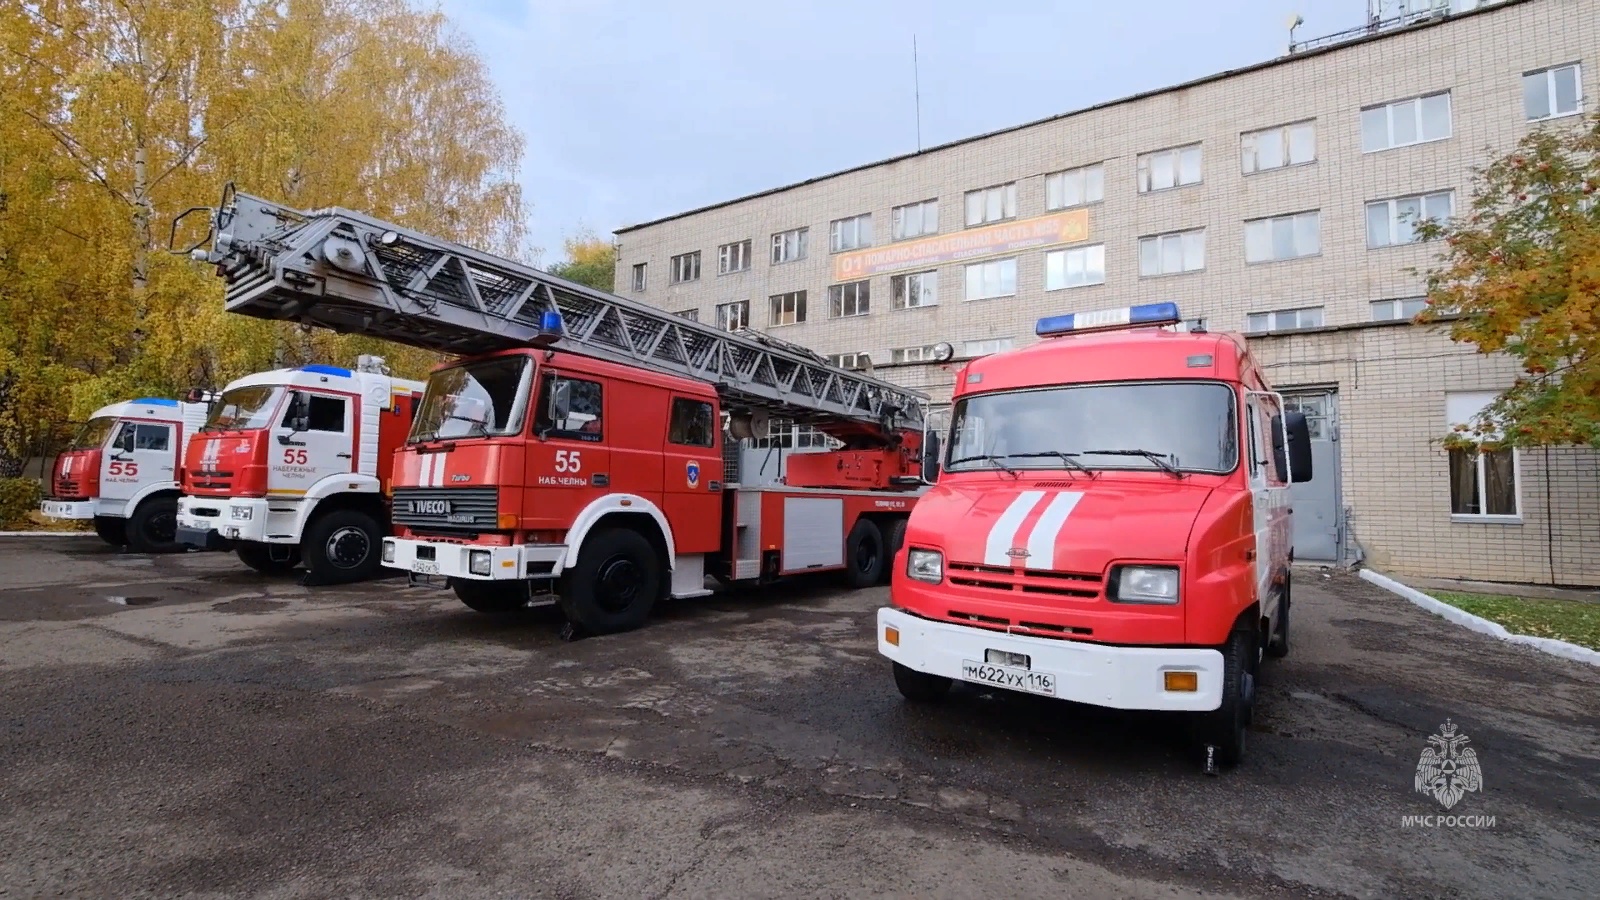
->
[180, 186, 931, 634]
[874, 303, 1314, 773]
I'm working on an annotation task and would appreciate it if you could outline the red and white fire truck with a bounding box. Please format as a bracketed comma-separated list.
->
[874, 302, 1314, 773]
[40, 396, 211, 551]
[180, 187, 931, 632]
[173, 356, 425, 583]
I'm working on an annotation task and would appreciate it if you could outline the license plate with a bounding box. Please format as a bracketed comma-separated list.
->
[42, 502, 68, 516]
[409, 560, 440, 575]
[960, 659, 1057, 697]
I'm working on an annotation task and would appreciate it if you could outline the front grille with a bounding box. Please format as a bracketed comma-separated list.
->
[189, 470, 235, 491]
[391, 486, 499, 531]
[53, 479, 85, 498]
[947, 562, 1102, 598]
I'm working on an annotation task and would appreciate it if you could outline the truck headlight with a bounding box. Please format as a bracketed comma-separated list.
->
[230, 507, 252, 521]
[382, 540, 395, 563]
[1113, 566, 1179, 604]
[469, 549, 492, 576]
[906, 548, 943, 584]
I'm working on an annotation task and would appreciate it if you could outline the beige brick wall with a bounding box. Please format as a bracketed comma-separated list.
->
[611, 0, 1600, 586]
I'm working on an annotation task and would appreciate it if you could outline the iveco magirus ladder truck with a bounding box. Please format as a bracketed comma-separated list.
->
[175, 185, 935, 636]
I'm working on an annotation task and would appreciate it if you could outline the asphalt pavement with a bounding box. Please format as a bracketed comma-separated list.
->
[0, 535, 1595, 899]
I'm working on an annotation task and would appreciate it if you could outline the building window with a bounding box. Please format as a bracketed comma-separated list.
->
[1241, 121, 1316, 173]
[673, 308, 699, 322]
[1137, 143, 1202, 192]
[828, 280, 870, 318]
[964, 183, 1017, 227]
[891, 270, 937, 309]
[631, 263, 647, 292]
[1366, 191, 1453, 247]
[1244, 210, 1321, 263]
[769, 290, 806, 326]
[1361, 91, 1451, 153]
[1446, 390, 1519, 520]
[749, 419, 842, 451]
[1044, 244, 1106, 290]
[1138, 229, 1205, 276]
[963, 257, 1017, 300]
[892, 199, 939, 240]
[771, 227, 808, 264]
[830, 214, 872, 252]
[1244, 306, 1324, 333]
[1371, 297, 1427, 321]
[891, 345, 936, 363]
[1045, 163, 1103, 209]
[715, 300, 749, 331]
[828, 352, 872, 370]
[718, 240, 751, 275]
[670, 251, 700, 284]
[963, 338, 1014, 358]
[1523, 64, 1583, 120]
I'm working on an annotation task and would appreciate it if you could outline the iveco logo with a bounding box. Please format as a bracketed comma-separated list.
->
[409, 499, 451, 515]
[1005, 547, 1030, 559]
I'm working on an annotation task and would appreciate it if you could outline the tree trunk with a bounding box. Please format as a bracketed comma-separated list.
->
[132, 142, 151, 316]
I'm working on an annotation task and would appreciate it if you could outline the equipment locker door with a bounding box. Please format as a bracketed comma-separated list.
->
[529, 372, 609, 528]
[271, 391, 354, 494]
[661, 395, 722, 554]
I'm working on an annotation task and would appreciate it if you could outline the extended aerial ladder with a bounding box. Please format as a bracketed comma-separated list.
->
[176, 185, 929, 443]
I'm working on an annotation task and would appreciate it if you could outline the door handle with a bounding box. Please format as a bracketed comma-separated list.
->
[337, 452, 353, 459]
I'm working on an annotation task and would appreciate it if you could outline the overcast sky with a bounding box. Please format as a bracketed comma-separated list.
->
[437, 0, 1373, 263]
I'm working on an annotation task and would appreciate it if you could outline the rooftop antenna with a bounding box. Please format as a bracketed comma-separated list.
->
[913, 34, 923, 152]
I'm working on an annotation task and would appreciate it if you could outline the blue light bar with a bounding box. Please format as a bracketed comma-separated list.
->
[132, 397, 179, 407]
[539, 310, 565, 337]
[1035, 302, 1182, 337]
[299, 364, 353, 377]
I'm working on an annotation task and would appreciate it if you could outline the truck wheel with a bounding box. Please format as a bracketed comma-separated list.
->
[236, 542, 301, 575]
[1265, 575, 1291, 659]
[301, 508, 383, 585]
[880, 517, 907, 585]
[893, 662, 951, 702]
[452, 579, 529, 614]
[1197, 627, 1257, 768]
[125, 495, 182, 554]
[846, 518, 885, 589]
[559, 527, 661, 635]
[92, 516, 126, 548]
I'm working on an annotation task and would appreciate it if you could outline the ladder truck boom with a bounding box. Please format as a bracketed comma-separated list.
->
[184, 186, 928, 438]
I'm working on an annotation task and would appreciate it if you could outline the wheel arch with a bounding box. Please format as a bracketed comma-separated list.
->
[561, 494, 675, 574]
[291, 476, 387, 538]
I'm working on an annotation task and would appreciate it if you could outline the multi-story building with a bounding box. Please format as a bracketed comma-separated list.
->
[611, 0, 1598, 587]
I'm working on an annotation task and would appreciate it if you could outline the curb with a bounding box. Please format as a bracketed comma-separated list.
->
[0, 531, 93, 538]
[1358, 568, 1600, 667]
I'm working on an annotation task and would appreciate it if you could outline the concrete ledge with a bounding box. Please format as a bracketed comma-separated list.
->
[1358, 568, 1600, 668]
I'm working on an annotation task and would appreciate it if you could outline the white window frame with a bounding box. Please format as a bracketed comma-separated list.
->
[1361, 91, 1452, 153]
[829, 214, 872, 252]
[828, 352, 872, 370]
[1523, 63, 1584, 121]
[771, 227, 809, 264]
[1137, 229, 1206, 277]
[1243, 306, 1324, 333]
[631, 263, 647, 292]
[828, 280, 871, 318]
[1241, 121, 1316, 174]
[673, 308, 698, 322]
[715, 300, 749, 332]
[1366, 191, 1454, 248]
[1445, 390, 1522, 523]
[891, 345, 937, 363]
[891, 270, 938, 309]
[964, 182, 1018, 227]
[1244, 210, 1322, 263]
[1371, 297, 1427, 321]
[892, 199, 939, 240]
[768, 290, 806, 327]
[670, 251, 700, 284]
[1044, 244, 1106, 290]
[1137, 143, 1203, 193]
[963, 338, 1014, 358]
[963, 257, 1018, 301]
[1045, 163, 1104, 209]
[717, 240, 751, 275]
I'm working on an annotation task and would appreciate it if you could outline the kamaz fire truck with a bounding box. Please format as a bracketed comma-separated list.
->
[173, 356, 425, 583]
[874, 302, 1315, 772]
[40, 395, 211, 551]
[178, 186, 930, 633]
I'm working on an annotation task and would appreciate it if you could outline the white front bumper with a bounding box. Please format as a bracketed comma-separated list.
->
[177, 496, 276, 543]
[40, 500, 96, 520]
[877, 607, 1225, 712]
[382, 536, 567, 581]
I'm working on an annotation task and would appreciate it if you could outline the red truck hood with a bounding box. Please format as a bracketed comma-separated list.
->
[911, 476, 1217, 574]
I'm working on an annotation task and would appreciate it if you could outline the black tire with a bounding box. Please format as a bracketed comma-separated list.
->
[125, 495, 182, 554]
[880, 517, 908, 585]
[92, 516, 126, 548]
[1266, 573, 1290, 659]
[558, 527, 662, 635]
[453, 579, 529, 614]
[1198, 627, 1258, 767]
[301, 508, 384, 585]
[236, 541, 301, 575]
[893, 662, 951, 702]
[846, 518, 886, 589]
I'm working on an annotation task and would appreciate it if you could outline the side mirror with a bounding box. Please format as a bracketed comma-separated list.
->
[921, 431, 942, 484]
[548, 380, 571, 425]
[1271, 411, 1314, 483]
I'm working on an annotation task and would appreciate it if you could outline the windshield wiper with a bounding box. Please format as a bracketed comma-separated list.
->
[947, 454, 1018, 476]
[444, 414, 489, 437]
[1081, 448, 1183, 478]
[1000, 451, 1098, 478]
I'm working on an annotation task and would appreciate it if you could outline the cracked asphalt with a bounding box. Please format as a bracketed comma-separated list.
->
[0, 535, 1596, 899]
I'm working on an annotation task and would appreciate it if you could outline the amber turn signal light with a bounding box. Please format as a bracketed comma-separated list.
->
[497, 513, 518, 529]
[1163, 671, 1198, 692]
[884, 626, 900, 647]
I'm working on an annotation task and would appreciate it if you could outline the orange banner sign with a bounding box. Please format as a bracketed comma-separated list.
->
[832, 209, 1090, 281]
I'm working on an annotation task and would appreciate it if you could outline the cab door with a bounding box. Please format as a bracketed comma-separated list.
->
[101, 420, 176, 506]
[660, 395, 722, 554]
[525, 371, 609, 530]
[271, 390, 354, 495]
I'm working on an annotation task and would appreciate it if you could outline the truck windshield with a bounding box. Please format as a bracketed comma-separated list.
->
[69, 417, 118, 450]
[410, 356, 532, 442]
[946, 381, 1238, 475]
[204, 385, 284, 431]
